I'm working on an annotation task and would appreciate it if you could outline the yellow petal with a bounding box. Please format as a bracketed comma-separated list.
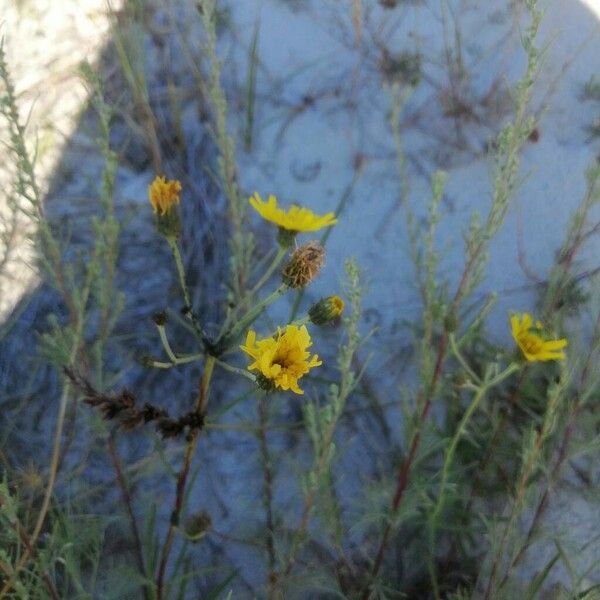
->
[541, 339, 568, 351]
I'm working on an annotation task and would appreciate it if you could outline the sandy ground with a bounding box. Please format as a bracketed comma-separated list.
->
[224, 0, 600, 589]
[0, 0, 123, 319]
[1, 0, 599, 594]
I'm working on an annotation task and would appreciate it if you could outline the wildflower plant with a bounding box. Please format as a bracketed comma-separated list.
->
[3, 0, 600, 598]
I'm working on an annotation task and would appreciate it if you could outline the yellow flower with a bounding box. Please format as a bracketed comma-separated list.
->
[249, 192, 337, 232]
[240, 324, 322, 395]
[510, 313, 567, 362]
[148, 176, 182, 215]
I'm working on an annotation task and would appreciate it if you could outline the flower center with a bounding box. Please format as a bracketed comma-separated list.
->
[272, 351, 293, 370]
[519, 333, 543, 354]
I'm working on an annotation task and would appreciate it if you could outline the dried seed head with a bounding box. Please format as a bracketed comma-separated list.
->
[282, 241, 325, 288]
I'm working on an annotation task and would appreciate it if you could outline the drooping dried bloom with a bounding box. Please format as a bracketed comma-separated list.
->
[240, 325, 322, 395]
[282, 241, 325, 288]
[249, 192, 337, 233]
[148, 175, 182, 215]
[309, 295, 345, 325]
[510, 313, 567, 362]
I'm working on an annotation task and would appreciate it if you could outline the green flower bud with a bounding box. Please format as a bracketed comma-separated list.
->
[184, 510, 212, 542]
[309, 295, 345, 325]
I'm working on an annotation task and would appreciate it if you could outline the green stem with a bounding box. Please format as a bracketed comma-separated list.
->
[168, 238, 192, 311]
[427, 362, 520, 595]
[167, 237, 212, 348]
[449, 333, 481, 384]
[157, 324, 178, 363]
[214, 358, 256, 381]
[147, 353, 204, 369]
[153, 323, 203, 367]
[256, 393, 277, 593]
[216, 284, 289, 353]
[250, 246, 288, 295]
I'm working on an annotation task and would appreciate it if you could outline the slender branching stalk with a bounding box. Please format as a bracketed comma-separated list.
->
[365, 2, 541, 592]
[155, 355, 216, 599]
[256, 394, 277, 597]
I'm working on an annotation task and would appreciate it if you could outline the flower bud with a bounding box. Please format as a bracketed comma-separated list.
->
[138, 355, 155, 368]
[152, 311, 168, 326]
[184, 510, 212, 542]
[309, 295, 345, 325]
[282, 241, 325, 288]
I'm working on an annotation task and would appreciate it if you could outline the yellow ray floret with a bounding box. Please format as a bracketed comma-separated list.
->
[510, 312, 568, 362]
[148, 176, 182, 215]
[240, 324, 322, 395]
[249, 192, 337, 232]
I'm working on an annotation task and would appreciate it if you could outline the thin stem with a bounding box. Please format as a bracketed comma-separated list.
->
[214, 357, 256, 381]
[365, 333, 448, 596]
[250, 246, 288, 296]
[256, 394, 277, 597]
[155, 355, 216, 599]
[216, 284, 288, 353]
[0, 377, 74, 598]
[157, 324, 178, 363]
[167, 237, 210, 346]
[449, 333, 481, 384]
[483, 371, 564, 599]
[154, 323, 203, 367]
[6, 521, 60, 600]
[428, 375, 488, 597]
[107, 436, 150, 600]
[428, 363, 519, 593]
[167, 237, 192, 312]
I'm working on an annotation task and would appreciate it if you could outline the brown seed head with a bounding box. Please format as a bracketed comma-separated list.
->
[282, 241, 325, 288]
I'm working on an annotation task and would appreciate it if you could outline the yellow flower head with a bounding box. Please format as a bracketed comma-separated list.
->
[249, 192, 337, 233]
[510, 313, 567, 362]
[148, 176, 182, 215]
[240, 324, 322, 395]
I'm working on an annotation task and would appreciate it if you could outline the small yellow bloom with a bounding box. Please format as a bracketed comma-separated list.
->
[510, 313, 567, 362]
[148, 176, 182, 215]
[240, 324, 322, 395]
[249, 192, 337, 232]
